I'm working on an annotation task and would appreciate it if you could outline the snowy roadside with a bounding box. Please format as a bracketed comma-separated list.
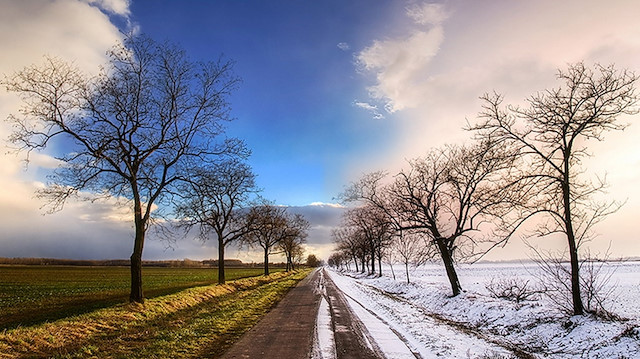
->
[327, 266, 640, 359]
[313, 268, 417, 359]
[325, 269, 519, 359]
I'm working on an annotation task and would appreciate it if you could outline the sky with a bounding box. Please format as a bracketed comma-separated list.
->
[1, 0, 639, 263]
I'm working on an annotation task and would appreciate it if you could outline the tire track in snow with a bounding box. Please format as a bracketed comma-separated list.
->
[327, 269, 527, 359]
[318, 268, 418, 359]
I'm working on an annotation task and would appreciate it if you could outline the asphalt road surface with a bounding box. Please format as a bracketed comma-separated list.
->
[220, 268, 387, 359]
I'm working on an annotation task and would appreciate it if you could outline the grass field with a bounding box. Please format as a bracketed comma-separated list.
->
[0, 265, 278, 329]
[0, 269, 312, 358]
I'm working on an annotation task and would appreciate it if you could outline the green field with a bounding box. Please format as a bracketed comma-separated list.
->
[0, 269, 312, 358]
[0, 265, 277, 329]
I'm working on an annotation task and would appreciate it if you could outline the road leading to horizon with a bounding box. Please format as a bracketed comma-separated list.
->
[220, 268, 417, 359]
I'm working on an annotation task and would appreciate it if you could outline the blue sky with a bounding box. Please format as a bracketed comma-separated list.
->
[1, 0, 640, 262]
[127, 0, 403, 206]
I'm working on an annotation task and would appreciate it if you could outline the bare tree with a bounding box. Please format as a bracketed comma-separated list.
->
[393, 229, 434, 284]
[471, 63, 638, 314]
[3, 35, 244, 302]
[245, 204, 286, 275]
[244, 204, 309, 275]
[174, 159, 257, 284]
[332, 225, 367, 273]
[327, 252, 348, 270]
[278, 214, 310, 271]
[345, 139, 517, 296]
[343, 204, 394, 277]
[306, 254, 322, 267]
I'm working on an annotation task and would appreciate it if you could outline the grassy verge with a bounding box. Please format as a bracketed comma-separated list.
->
[0, 268, 312, 358]
[0, 266, 278, 329]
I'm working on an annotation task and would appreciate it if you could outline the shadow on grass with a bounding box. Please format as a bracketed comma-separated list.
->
[1, 282, 217, 330]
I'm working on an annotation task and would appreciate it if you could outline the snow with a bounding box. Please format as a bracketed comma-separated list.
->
[313, 269, 336, 359]
[313, 297, 336, 359]
[327, 261, 640, 359]
[339, 292, 416, 358]
[327, 269, 513, 359]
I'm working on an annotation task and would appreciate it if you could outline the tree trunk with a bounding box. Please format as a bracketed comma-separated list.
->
[389, 262, 396, 280]
[377, 255, 382, 277]
[370, 244, 376, 276]
[130, 205, 145, 303]
[353, 255, 359, 272]
[436, 237, 461, 296]
[263, 248, 269, 276]
[218, 240, 226, 284]
[405, 261, 410, 284]
[563, 169, 584, 315]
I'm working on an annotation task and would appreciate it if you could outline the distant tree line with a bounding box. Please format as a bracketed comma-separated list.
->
[330, 63, 638, 316]
[0, 257, 309, 268]
[0, 257, 235, 267]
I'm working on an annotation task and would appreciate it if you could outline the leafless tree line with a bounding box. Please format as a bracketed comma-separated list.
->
[330, 63, 638, 315]
[173, 160, 310, 281]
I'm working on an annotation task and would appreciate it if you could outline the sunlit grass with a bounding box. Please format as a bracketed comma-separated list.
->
[0, 268, 311, 358]
[0, 266, 280, 329]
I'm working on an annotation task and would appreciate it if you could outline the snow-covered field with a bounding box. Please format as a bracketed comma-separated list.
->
[326, 261, 640, 358]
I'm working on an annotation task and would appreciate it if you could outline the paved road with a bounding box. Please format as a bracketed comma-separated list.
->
[220, 268, 385, 359]
[220, 269, 322, 358]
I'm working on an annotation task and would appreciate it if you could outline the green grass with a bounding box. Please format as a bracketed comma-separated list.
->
[0, 265, 278, 329]
[0, 269, 312, 359]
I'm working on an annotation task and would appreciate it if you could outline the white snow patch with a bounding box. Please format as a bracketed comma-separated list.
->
[341, 294, 415, 358]
[313, 296, 336, 359]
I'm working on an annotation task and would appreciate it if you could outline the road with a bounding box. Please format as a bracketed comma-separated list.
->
[220, 268, 415, 359]
[220, 269, 321, 359]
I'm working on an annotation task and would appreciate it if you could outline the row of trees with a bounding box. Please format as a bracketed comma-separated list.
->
[173, 160, 309, 281]
[331, 63, 638, 315]
[3, 34, 310, 303]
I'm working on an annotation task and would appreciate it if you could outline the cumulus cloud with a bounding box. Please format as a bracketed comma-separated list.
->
[0, 0, 133, 260]
[356, 2, 446, 113]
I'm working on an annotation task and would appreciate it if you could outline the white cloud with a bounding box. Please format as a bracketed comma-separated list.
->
[353, 101, 385, 120]
[337, 42, 350, 51]
[356, 6, 445, 113]
[405, 2, 448, 26]
[0, 1, 125, 75]
[0, 0, 132, 260]
[353, 102, 377, 111]
[84, 0, 131, 16]
[308, 202, 345, 209]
